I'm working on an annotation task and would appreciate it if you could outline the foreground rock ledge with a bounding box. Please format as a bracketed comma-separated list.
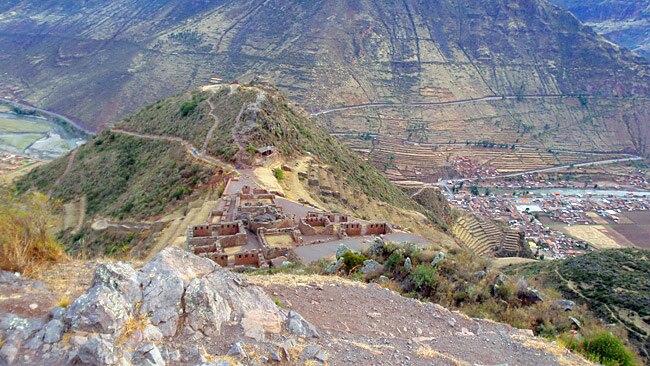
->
[0, 248, 590, 365]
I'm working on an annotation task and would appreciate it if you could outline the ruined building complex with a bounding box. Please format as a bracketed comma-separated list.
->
[187, 182, 393, 268]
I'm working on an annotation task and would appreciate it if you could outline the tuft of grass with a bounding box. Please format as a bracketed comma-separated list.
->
[118, 312, 149, 345]
[56, 295, 72, 308]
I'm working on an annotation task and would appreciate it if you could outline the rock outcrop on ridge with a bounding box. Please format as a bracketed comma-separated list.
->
[0, 248, 590, 365]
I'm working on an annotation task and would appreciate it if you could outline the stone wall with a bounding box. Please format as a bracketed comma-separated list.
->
[365, 222, 392, 236]
[234, 251, 263, 267]
[342, 222, 362, 236]
[192, 225, 211, 237]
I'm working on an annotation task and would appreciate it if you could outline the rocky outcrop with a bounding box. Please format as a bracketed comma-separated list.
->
[0, 248, 314, 365]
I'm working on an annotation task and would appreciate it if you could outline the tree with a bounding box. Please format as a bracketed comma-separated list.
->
[470, 186, 480, 196]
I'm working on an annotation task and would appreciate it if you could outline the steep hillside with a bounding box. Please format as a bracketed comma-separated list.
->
[15, 83, 451, 255]
[551, 0, 650, 59]
[509, 248, 650, 361]
[16, 131, 219, 221]
[1, 0, 649, 156]
[118, 83, 425, 213]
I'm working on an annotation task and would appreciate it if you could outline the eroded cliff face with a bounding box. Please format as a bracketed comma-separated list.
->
[550, 0, 650, 59]
[0, 0, 648, 154]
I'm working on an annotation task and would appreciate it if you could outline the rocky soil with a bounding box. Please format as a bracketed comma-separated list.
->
[0, 248, 592, 365]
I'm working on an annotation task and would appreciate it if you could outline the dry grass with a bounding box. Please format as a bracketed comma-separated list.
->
[415, 346, 470, 365]
[0, 189, 66, 275]
[249, 273, 367, 289]
[118, 303, 148, 345]
[56, 295, 72, 308]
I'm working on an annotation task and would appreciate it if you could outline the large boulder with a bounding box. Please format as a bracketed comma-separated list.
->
[77, 337, 120, 365]
[64, 285, 130, 334]
[92, 262, 141, 305]
[139, 269, 185, 337]
[184, 278, 232, 337]
[335, 244, 351, 259]
[360, 260, 383, 275]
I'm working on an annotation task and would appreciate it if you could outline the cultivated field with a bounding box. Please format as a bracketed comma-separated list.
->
[562, 225, 623, 249]
[610, 211, 650, 249]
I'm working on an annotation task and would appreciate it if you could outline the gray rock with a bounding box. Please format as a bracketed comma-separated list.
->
[335, 244, 351, 259]
[301, 344, 321, 359]
[270, 351, 282, 362]
[368, 238, 385, 256]
[92, 262, 142, 306]
[133, 342, 166, 366]
[184, 278, 231, 337]
[162, 348, 181, 362]
[554, 299, 575, 312]
[569, 316, 582, 329]
[78, 338, 119, 366]
[227, 342, 247, 359]
[50, 307, 65, 320]
[360, 260, 383, 275]
[495, 273, 507, 285]
[404, 257, 413, 271]
[379, 275, 389, 283]
[143, 325, 163, 342]
[431, 252, 446, 266]
[325, 258, 344, 274]
[64, 285, 129, 334]
[139, 269, 184, 337]
[475, 271, 486, 280]
[287, 311, 319, 338]
[43, 319, 65, 344]
[0, 339, 20, 365]
[519, 288, 544, 304]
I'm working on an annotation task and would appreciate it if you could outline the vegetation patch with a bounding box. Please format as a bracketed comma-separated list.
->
[0, 187, 66, 274]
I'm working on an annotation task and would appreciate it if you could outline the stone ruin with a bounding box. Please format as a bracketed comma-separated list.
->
[186, 182, 395, 269]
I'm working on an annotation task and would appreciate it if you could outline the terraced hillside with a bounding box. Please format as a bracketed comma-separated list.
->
[452, 214, 529, 258]
[0, 0, 649, 159]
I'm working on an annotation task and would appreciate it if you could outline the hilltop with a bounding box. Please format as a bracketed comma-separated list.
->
[16, 83, 453, 257]
[0, 0, 649, 158]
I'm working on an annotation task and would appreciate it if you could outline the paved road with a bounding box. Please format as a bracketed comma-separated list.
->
[311, 94, 565, 116]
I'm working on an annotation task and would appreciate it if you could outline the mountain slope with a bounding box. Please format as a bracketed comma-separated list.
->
[550, 0, 650, 59]
[509, 248, 650, 361]
[1, 0, 649, 156]
[16, 83, 451, 255]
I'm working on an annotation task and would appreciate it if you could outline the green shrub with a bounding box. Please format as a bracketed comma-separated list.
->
[273, 167, 284, 181]
[412, 264, 438, 289]
[180, 100, 198, 117]
[385, 251, 404, 270]
[341, 251, 367, 272]
[582, 331, 637, 366]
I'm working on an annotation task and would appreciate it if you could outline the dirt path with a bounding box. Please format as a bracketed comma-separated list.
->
[252, 274, 590, 366]
[47, 148, 78, 197]
[202, 99, 221, 155]
[111, 128, 233, 170]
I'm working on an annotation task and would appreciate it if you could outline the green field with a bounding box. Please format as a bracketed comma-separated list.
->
[0, 134, 44, 150]
[0, 117, 51, 133]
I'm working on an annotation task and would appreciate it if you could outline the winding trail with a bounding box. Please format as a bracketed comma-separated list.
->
[47, 149, 78, 197]
[110, 128, 233, 170]
[202, 99, 221, 155]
